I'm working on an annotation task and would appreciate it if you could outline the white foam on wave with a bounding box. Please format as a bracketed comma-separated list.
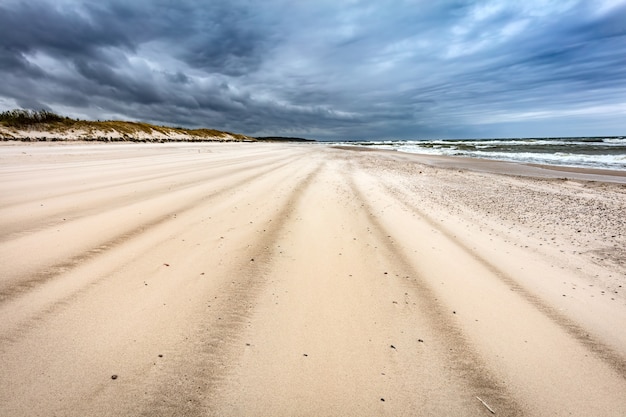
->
[337, 138, 626, 170]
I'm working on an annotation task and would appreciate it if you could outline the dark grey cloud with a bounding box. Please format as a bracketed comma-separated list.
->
[0, 2, 132, 60]
[0, 0, 624, 139]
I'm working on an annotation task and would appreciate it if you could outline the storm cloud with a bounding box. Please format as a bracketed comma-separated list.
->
[1, 0, 625, 139]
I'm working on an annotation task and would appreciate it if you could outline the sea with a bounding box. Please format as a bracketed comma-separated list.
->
[335, 137, 626, 171]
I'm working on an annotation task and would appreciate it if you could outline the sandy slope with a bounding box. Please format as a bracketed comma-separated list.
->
[0, 142, 625, 416]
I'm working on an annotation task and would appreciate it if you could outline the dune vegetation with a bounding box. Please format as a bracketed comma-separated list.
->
[0, 109, 253, 142]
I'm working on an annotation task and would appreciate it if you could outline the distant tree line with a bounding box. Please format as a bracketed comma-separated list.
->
[0, 109, 70, 127]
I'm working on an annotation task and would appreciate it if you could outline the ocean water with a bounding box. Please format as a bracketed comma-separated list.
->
[337, 137, 626, 170]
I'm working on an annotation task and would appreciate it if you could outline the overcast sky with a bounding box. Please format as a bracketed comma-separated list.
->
[1, 0, 625, 140]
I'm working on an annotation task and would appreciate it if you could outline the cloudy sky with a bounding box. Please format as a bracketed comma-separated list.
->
[1, 0, 625, 140]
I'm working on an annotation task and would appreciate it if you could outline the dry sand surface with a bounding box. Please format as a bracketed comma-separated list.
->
[1, 142, 625, 416]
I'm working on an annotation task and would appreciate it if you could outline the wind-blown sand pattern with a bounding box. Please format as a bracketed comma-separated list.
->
[1, 142, 625, 416]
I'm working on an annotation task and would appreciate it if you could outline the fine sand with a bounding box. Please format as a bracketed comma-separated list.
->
[1, 142, 625, 416]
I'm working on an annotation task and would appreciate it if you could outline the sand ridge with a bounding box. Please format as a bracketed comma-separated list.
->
[0, 142, 625, 416]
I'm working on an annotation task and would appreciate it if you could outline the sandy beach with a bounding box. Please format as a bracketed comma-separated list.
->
[1, 141, 625, 416]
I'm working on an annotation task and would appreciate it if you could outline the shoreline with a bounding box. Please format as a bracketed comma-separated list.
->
[332, 144, 626, 183]
[4, 140, 626, 183]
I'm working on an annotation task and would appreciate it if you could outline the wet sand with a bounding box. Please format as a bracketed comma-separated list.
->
[1, 142, 625, 416]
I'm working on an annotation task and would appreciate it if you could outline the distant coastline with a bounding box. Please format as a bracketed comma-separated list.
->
[255, 136, 317, 142]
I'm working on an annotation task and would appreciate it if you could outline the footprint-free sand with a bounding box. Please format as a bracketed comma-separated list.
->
[1, 142, 625, 416]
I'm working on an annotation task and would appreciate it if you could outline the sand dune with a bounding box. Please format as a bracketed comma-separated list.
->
[1, 142, 625, 416]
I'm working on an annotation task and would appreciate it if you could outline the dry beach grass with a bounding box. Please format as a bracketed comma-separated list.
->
[0, 142, 625, 416]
